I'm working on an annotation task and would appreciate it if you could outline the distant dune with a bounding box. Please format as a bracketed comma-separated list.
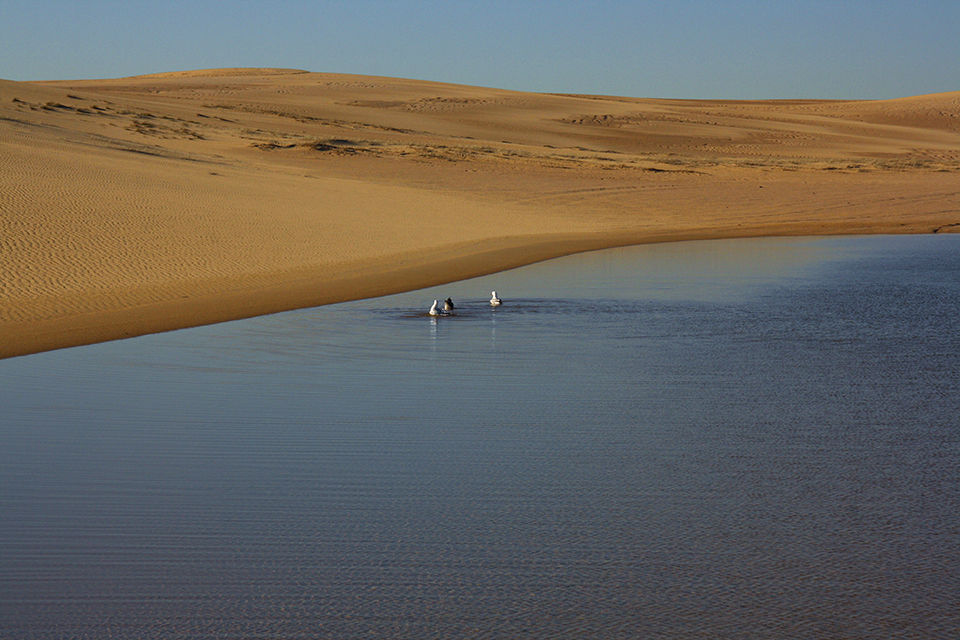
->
[2, 69, 958, 358]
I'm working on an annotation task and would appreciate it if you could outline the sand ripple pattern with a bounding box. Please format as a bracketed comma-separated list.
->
[1, 124, 243, 321]
[1, 117, 547, 328]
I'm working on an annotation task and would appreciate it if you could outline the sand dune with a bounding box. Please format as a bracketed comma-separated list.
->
[2, 69, 959, 358]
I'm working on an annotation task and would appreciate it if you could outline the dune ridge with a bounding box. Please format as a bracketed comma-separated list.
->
[2, 69, 959, 358]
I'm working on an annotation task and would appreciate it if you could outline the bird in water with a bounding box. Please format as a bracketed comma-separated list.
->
[429, 300, 450, 316]
[490, 291, 502, 306]
[444, 297, 455, 312]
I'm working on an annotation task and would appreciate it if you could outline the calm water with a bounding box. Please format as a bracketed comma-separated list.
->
[1, 235, 958, 639]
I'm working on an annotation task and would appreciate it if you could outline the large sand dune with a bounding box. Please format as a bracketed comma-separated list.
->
[2, 69, 958, 358]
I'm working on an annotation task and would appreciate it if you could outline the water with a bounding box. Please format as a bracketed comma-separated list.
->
[2, 235, 958, 639]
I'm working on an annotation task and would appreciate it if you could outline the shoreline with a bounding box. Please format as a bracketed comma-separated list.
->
[3, 224, 950, 361]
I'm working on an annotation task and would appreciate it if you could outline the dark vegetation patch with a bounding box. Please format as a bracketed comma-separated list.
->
[310, 138, 369, 152]
[253, 142, 297, 150]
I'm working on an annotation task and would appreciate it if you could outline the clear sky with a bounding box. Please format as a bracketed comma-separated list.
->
[1, 0, 958, 100]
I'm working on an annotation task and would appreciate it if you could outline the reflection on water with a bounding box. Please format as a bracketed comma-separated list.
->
[1, 235, 959, 639]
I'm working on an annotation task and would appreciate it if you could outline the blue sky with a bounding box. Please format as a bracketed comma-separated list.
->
[1, 0, 957, 99]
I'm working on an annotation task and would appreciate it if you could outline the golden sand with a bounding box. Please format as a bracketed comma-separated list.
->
[2, 69, 959, 358]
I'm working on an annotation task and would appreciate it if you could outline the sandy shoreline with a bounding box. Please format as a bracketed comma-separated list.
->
[2, 69, 959, 359]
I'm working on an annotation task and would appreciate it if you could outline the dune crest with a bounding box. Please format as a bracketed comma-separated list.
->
[130, 68, 310, 79]
[2, 70, 959, 358]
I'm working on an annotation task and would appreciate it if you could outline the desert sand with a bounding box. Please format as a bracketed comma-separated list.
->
[2, 68, 958, 359]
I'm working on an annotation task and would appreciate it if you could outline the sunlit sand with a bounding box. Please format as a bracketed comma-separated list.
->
[2, 68, 958, 358]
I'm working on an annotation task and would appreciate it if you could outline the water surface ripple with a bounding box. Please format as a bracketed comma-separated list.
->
[1, 236, 958, 638]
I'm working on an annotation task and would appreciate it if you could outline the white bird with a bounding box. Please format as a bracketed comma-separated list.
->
[490, 291, 502, 306]
[444, 297, 455, 312]
[429, 300, 450, 316]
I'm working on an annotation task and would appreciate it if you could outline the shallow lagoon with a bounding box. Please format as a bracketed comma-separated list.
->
[2, 235, 959, 639]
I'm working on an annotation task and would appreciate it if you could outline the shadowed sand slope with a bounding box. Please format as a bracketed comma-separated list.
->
[2, 69, 959, 358]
